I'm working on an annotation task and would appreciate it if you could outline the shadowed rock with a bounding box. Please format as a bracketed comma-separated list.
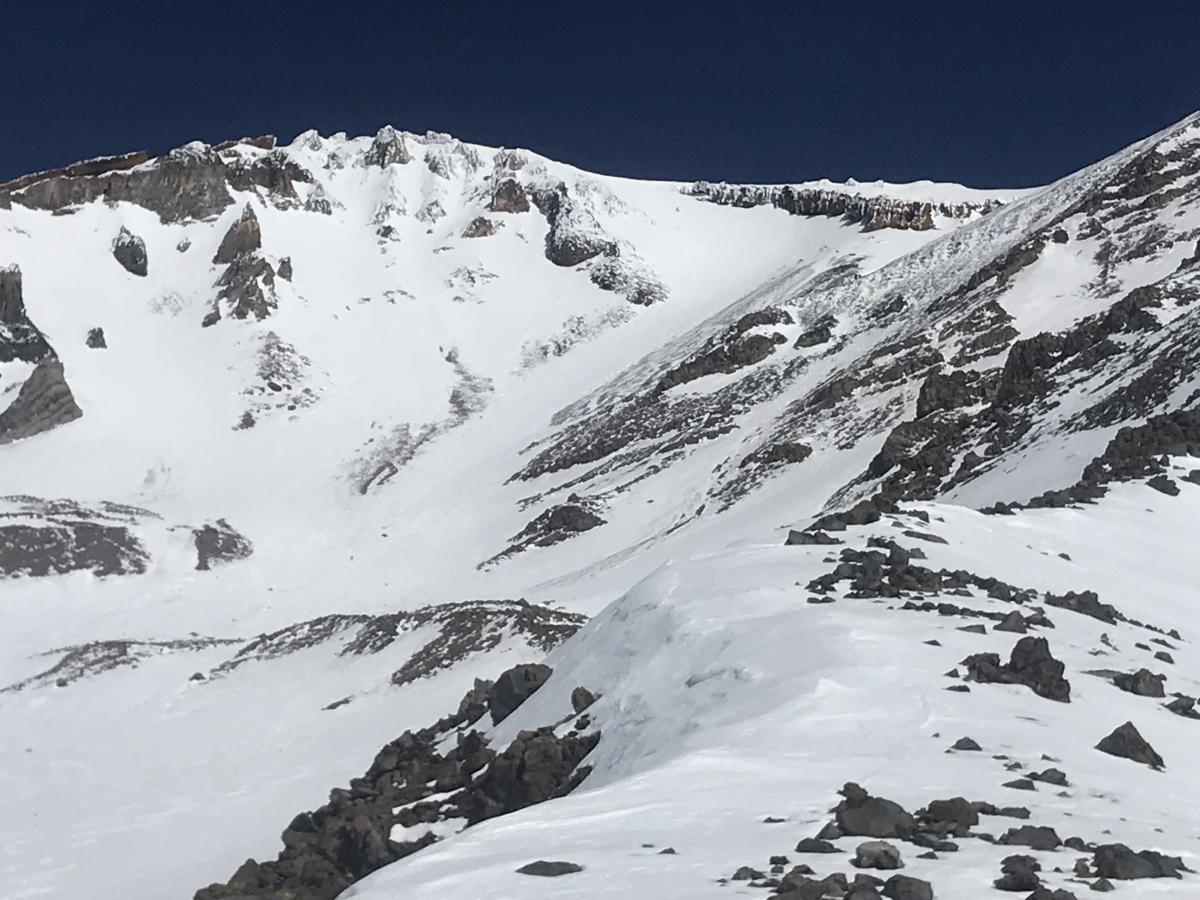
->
[1092, 843, 1187, 879]
[1112, 668, 1166, 697]
[962, 637, 1071, 702]
[489, 663, 552, 725]
[194, 520, 253, 571]
[1095, 722, 1164, 768]
[516, 860, 583, 876]
[0, 360, 83, 445]
[112, 227, 148, 275]
[835, 783, 915, 838]
[213, 204, 262, 264]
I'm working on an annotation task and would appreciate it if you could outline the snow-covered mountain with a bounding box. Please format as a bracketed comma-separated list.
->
[1, 112, 1198, 900]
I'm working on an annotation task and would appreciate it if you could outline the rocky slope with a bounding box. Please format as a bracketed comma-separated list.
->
[2, 113, 1199, 900]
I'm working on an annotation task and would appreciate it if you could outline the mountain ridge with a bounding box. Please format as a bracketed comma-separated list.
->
[2, 111, 1199, 900]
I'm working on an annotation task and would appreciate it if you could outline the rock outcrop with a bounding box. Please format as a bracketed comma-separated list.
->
[13, 143, 233, 222]
[194, 663, 598, 900]
[685, 181, 999, 230]
[111, 227, 148, 276]
[0, 497, 152, 577]
[362, 125, 411, 168]
[962, 637, 1071, 702]
[213, 205, 262, 264]
[0, 265, 53, 364]
[193, 520, 254, 571]
[0, 360, 84, 445]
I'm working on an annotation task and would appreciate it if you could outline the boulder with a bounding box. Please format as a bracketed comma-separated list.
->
[963, 636, 1071, 702]
[835, 783, 915, 838]
[1095, 722, 1164, 768]
[1112, 668, 1166, 697]
[1092, 843, 1187, 879]
[0, 360, 83, 446]
[854, 841, 903, 869]
[794, 837, 839, 853]
[516, 860, 583, 877]
[994, 854, 1041, 891]
[920, 797, 978, 828]
[881, 874, 934, 900]
[111, 226, 148, 276]
[461, 216, 499, 238]
[999, 825, 1062, 851]
[193, 519, 253, 571]
[489, 663, 552, 724]
[86, 327, 107, 349]
[570, 686, 596, 714]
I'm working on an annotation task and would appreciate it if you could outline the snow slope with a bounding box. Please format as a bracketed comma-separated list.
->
[1, 112, 1199, 900]
[348, 478, 1200, 899]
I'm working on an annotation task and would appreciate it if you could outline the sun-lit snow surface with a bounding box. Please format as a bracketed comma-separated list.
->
[0, 129, 1017, 899]
[4, 111, 1200, 900]
[347, 479, 1200, 899]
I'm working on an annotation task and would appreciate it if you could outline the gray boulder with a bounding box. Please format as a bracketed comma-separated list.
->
[854, 840, 903, 869]
[516, 860, 582, 877]
[1092, 843, 1187, 879]
[489, 663, 552, 724]
[835, 783, 915, 838]
[1095, 722, 1164, 768]
[111, 227, 148, 276]
[193, 519, 253, 571]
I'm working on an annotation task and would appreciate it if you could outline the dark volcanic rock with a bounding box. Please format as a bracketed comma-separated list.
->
[362, 125, 411, 167]
[461, 216, 499, 238]
[999, 825, 1062, 851]
[1112, 668, 1166, 697]
[14, 144, 233, 222]
[195, 670, 598, 900]
[835, 782, 915, 838]
[516, 860, 583, 877]
[570, 686, 596, 714]
[1094, 721, 1164, 768]
[962, 637, 1071, 702]
[994, 854, 1042, 891]
[794, 837, 840, 853]
[489, 663, 552, 725]
[881, 874, 933, 900]
[193, 519, 253, 571]
[0, 498, 151, 578]
[111, 226, 148, 276]
[1092, 843, 1187, 879]
[919, 797, 978, 829]
[0, 360, 84, 446]
[0, 266, 54, 364]
[530, 183, 618, 267]
[209, 252, 277, 324]
[213, 204, 262, 264]
[86, 327, 107, 349]
[490, 178, 529, 213]
[489, 500, 605, 565]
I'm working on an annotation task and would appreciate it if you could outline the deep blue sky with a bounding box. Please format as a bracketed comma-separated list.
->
[3, 2, 1197, 187]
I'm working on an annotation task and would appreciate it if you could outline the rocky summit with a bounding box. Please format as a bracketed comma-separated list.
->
[2, 113, 1200, 900]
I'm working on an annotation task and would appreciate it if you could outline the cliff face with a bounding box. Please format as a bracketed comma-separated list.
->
[0, 266, 81, 443]
[685, 180, 1001, 230]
